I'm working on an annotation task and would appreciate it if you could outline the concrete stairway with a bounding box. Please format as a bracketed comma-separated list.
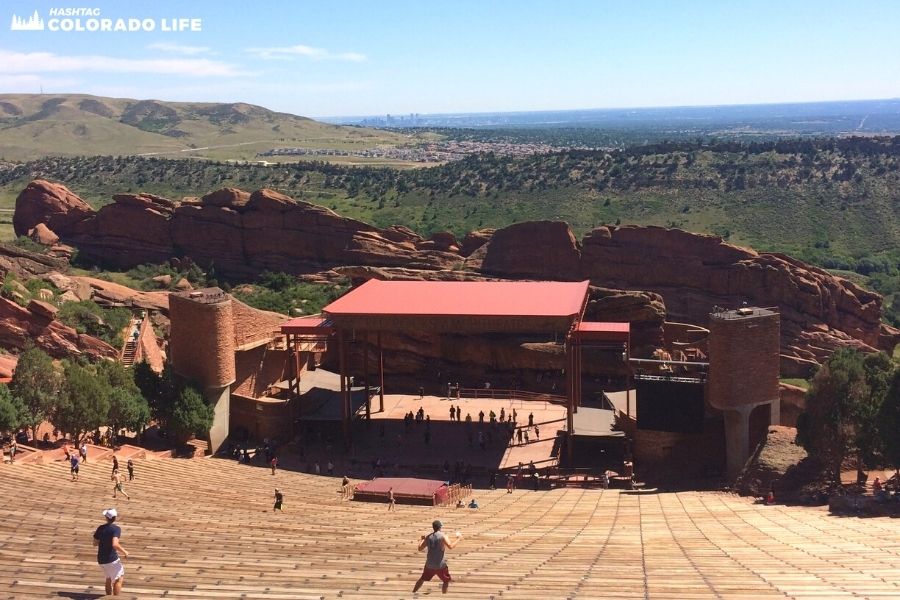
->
[1, 456, 900, 599]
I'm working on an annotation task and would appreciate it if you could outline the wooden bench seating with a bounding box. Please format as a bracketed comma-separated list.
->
[1, 454, 899, 598]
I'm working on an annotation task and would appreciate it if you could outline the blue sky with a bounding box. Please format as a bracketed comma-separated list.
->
[1, 0, 899, 117]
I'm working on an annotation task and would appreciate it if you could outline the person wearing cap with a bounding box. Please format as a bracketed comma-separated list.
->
[93, 508, 129, 596]
[413, 519, 461, 594]
[70, 451, 80, 482]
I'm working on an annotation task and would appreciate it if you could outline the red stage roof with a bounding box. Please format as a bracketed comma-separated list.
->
[574, 321, 630, 342]
[280, 316, 333, 335]
[323, 280, 590, 318]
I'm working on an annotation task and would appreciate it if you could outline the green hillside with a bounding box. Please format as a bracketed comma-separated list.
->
[3, 138, 900, 269]
[0, 94, 409, 162]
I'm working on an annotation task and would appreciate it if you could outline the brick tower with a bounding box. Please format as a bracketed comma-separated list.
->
[707, 307, 781, 481]
[169, 288, 235, 453]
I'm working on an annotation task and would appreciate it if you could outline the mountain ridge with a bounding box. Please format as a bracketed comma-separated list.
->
[0, 93, 406, 161]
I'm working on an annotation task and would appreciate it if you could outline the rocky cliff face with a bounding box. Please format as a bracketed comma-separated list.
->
[577, 226, 896, 375]
[15, 181, 460, 276]
[15, 180, 897, 374]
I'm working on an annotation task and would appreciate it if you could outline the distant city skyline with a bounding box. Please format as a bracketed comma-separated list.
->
[1, 0, 899, 118]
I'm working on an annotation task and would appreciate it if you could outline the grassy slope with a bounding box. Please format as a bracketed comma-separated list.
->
[0, 94, 409, 162]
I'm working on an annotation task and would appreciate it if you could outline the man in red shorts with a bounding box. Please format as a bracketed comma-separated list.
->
[413, 519, 461, 594]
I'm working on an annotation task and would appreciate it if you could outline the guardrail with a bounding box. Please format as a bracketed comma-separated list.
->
[456, 387, 567, 405]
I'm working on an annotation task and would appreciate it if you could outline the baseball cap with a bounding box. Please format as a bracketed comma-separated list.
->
[432, 520, 442, 530]
[103, 508, 117, 519]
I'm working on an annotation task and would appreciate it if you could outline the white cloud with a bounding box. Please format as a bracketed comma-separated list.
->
[147, 42, 212, 56]
[0, 49, 250, 77]
[245, 44, 366, 62]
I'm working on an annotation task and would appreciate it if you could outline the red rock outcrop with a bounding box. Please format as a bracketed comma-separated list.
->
[0, 295, 117, 360]
[19, 183, 461, 276]
[579, 226, 898, 374]
[0, 242, 68, 279]
[200, 187, 250, 208]
[14, 180, 897, 373]
[477, 221, 581, 279]
[66, 276, 170, 313]
[13, 179, 94, 238]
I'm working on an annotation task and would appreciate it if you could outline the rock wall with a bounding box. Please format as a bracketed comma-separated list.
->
[14, 180, 898, 373]
[15, 181, 460, 277]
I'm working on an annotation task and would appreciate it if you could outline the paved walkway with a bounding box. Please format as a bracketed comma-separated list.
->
[2, 455, 899, 599]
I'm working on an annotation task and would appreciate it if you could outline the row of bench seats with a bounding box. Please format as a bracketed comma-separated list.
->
[1, 453, 900, 598]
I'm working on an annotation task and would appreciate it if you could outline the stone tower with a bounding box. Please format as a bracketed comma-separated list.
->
[169, 288, 235, 453]
[707, 307, 781, 481]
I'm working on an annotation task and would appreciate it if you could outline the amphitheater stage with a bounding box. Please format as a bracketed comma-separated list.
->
[353, 476, 449, 505]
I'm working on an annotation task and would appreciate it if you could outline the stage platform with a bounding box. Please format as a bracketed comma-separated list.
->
[353, 477, 450, 506]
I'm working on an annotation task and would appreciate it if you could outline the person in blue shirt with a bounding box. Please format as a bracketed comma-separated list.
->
[93, 508, 129, 596]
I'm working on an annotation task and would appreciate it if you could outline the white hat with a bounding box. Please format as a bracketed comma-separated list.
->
[102, 508, 117, 519]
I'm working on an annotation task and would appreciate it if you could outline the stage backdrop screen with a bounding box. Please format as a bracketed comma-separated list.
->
[636, 379, 705, 433]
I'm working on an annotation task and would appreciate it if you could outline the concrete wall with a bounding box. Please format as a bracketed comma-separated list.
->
[206, 385, 230, 454]
[230, 393, 293, 442]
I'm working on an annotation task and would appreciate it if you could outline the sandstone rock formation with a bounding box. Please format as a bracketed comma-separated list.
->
[14, 179, 94, 238]
[19, 182, 461, 276]
[0, 242, 69, 279]
[0, 354, 17, 379]
[0, 295, 116, 360]
[27, 223, 59, 246]
[578, 226, 897, 375]
[15, 180, 897, 374]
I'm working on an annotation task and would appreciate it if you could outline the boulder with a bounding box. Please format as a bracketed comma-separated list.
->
[737, 425, 808, 498]
[200, 187, 250, 208]
[13, 179, 94, 237]
[425, 231, 459, 253]
[27, 299, 58, 319]
[27, 223, 59, 246]
[459, 228, 495, 257]
[480, 221, 581, 280]
[58, 290, 80, 303]
[151, 274, 173, 288]
[174, 278, 193, 291]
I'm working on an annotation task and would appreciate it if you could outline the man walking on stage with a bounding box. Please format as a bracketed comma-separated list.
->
[413, 519, 461, 594]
